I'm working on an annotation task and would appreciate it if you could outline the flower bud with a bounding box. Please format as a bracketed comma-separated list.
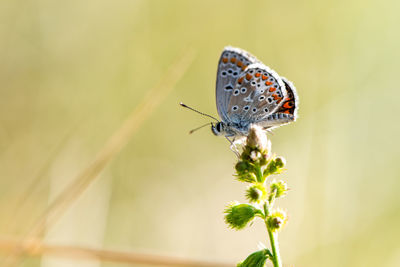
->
[266, 210, 287, 232]
[275, 156, 286, 168]
[235, 161, 251, 174]
[246, 125, 269, 152]
[270, 180, 288, 199]
[224, 202, 262, 230]
[249, 151, 262, 161]
[235, 161, 257, 183]
[245, 184, 266, 203]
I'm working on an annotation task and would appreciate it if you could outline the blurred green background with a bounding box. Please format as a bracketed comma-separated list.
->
[1, 0, 400, 266]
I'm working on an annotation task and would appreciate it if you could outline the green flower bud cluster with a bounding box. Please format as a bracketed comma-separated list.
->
[236, 153, 286, 184]
[264, 156, 286, 176]
[224, 125, 290, 267]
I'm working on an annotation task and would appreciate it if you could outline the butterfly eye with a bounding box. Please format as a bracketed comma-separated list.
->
[241, 87, 247, 93]
[216, 122, 222, 132]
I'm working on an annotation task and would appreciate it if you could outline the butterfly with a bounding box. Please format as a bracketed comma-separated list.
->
[181, 46, 298, 145]
[211, 46, 298, 141]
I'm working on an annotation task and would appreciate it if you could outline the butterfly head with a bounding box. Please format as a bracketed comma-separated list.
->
[211, 122, 225, 136]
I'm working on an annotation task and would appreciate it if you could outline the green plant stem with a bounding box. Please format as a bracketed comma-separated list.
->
[255, 165, 263, 182]
[263, 191, 281, 267]
[266, 225, 282, 267]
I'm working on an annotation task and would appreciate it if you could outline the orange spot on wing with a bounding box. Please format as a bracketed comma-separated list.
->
[246, 73, 253, 80]
[283, 110, 290, 114]
[269, 87, 276, 92]
[255, 73, 261, 77]
[230, 58, 236, 63]
[283, 102, 292, 109]
[222, 57, 228, 63]
[262, 75, 268, 80]
[265, 81, 273, 86]
[238, 77, 244, 84]
[242, 65, 247, 71]
[237, 61, 243, 67]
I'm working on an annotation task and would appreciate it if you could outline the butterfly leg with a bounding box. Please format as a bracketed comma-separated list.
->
[263, 127, 275, 135]
[225, 136, 240, 157]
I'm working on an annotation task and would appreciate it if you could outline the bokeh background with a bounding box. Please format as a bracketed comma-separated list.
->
[1, 0, 400, 266]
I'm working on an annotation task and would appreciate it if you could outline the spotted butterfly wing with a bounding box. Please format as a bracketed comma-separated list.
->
[216, 47, 259, 122]
[259, 77, 299, 129]
[278, 78, 298, 117]
[226, 63, 288, 126]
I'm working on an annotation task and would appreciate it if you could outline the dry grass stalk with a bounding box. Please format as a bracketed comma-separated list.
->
[5, 47, 196, 266]
[0, 238, 232, 267]
[6, 124, 78, 234]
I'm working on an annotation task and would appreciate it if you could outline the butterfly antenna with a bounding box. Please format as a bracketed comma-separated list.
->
[189, 122, 212, 134]
[180, 102, 219, 122]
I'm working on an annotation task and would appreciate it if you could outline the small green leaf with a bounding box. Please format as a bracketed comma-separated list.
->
[237, 249, 270, 267]
[236, 172, 257, 183]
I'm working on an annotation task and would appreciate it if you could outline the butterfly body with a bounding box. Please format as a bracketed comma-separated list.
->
[212, 46, 298, 138]
[212, 121, 251, 137]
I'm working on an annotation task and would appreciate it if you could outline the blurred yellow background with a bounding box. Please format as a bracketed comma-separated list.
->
[1, 0, 400, 266]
